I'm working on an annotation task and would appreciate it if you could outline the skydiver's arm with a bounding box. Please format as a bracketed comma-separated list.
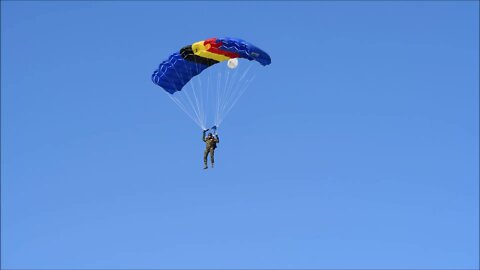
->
[215, 135, 219, 143]
[202, 130, 207, 142]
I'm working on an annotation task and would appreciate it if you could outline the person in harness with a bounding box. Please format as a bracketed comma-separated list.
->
[202, 127, 219, 169]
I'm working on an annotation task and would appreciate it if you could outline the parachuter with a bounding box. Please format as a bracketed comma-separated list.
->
[151, 37, 271, 168]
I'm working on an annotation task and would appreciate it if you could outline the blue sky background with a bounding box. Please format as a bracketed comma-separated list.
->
[1, 1, 479, 269]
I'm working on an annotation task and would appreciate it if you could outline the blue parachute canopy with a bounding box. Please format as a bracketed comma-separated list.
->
[152, 37, 271, 94]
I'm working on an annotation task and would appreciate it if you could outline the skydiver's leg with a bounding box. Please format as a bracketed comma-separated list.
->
[203, 149, 209, 169]
[211, 149, 215, 168]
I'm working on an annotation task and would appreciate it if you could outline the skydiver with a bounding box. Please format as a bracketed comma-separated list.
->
[202, 128, 219, 169]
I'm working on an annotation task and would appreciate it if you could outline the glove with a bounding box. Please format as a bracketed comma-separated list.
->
[203, 128, 209, 132]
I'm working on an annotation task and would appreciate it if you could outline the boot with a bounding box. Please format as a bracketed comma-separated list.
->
[211, 163, 214, 168]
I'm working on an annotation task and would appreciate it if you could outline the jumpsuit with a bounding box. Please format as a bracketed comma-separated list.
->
[203, 132, 219, 167]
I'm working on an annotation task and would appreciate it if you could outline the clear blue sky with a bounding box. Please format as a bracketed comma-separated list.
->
[1, 1, 478, 269]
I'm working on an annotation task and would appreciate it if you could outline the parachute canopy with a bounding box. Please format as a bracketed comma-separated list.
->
[152, 37, 271, 94]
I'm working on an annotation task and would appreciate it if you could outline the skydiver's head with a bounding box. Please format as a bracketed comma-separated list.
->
[208, 133, 213, 138]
